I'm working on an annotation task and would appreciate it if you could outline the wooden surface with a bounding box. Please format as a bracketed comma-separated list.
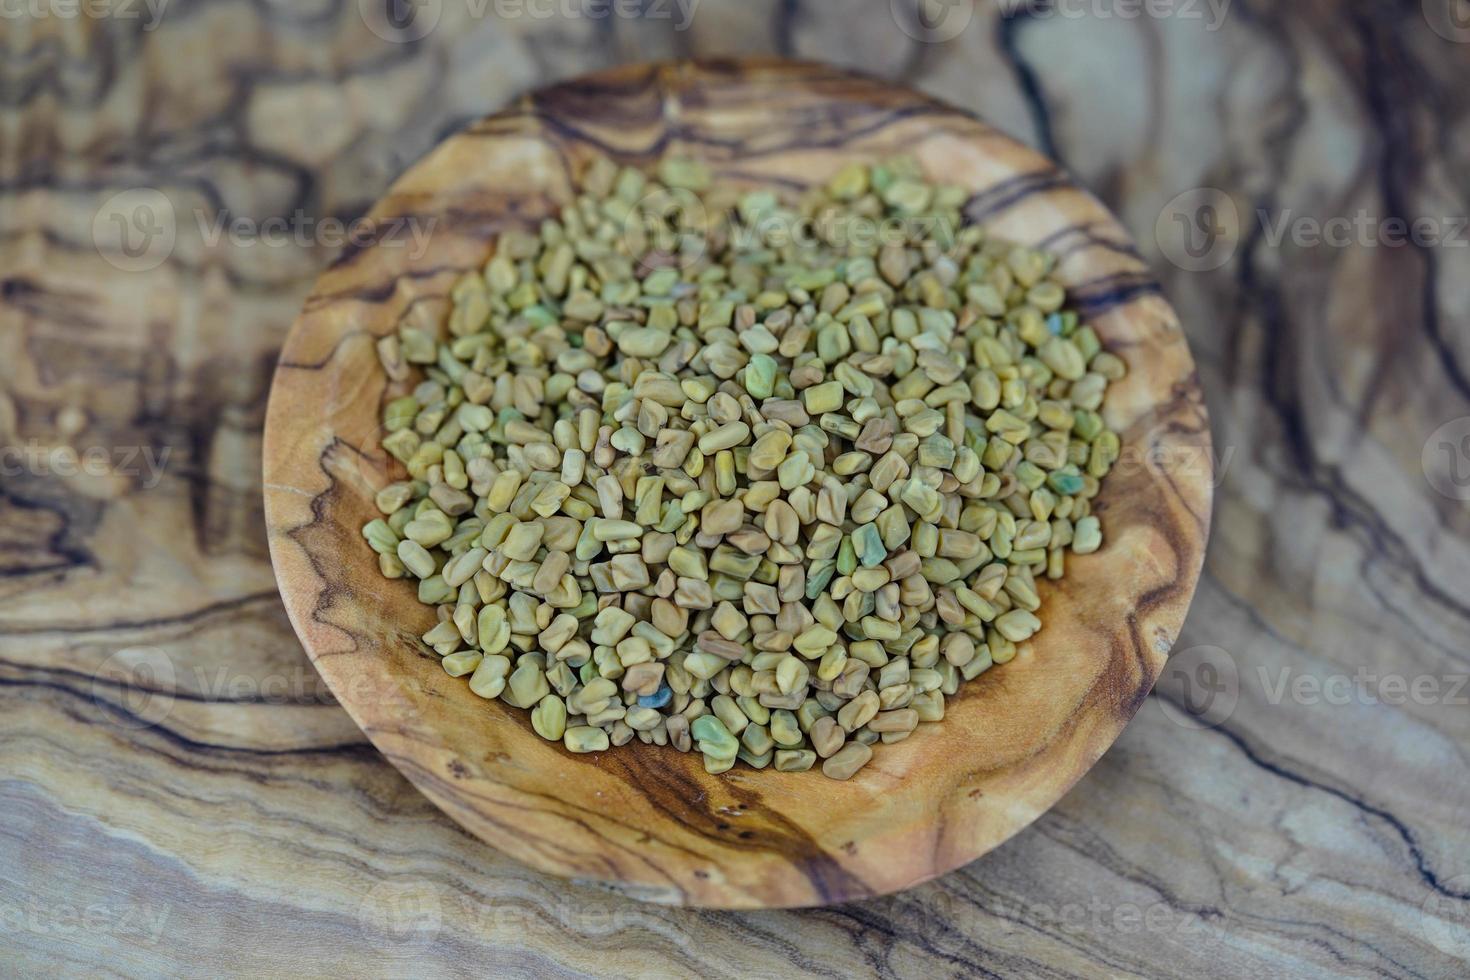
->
[262, 59, 1210, 909]
[1, 0, 1466, 974]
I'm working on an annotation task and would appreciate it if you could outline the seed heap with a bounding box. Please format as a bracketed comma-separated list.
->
[364, 155, 1126, 779]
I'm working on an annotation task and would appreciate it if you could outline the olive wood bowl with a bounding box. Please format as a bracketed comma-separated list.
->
[263, 58, 1212, 909]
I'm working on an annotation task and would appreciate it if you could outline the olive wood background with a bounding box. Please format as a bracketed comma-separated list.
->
[2, 1, 1467, 975]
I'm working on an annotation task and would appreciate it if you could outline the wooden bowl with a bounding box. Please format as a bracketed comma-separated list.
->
[263, 58, 1212, 909]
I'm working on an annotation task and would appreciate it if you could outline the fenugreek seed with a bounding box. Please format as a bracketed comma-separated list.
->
[532, 695, 568, 741]
[768, 709, 801, 747]
[503, 661, 550, 709]
[868, 708, 919, 734]
[851, 524, 887, 568]
[564, 726, 609, 753]
[792, 625, 838, 658]
[775, 749, 817, 772]
[396, 540, 436, 579]
[441, 650, 482, 677]
[698, 420, 750, 453]
[593, 519, 643, 542]
[837, 690, 881, 732]
[806, 716, 843, 758]
[821, 741, 873, 780]
[691, 714, 739, 760]
[1073, 515, 1102, 554]
[468, 654, 512, 698]
[995, 609, 1041, 642]
[499, 522, 544, 561]
[798, 381, 843, 417]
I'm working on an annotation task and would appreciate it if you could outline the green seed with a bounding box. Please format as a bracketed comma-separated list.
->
[744, 353, 777, 399]
[503, 661, 550, 709]
[802, 381, 845, 415]
[691, 714, 739, 761]
[851, 524, 887, 568]
[564, 726, 609, 754]
[1073, 515, 1103, 554]
[531, 694, 568, 741]
[441, 651, 482, 677]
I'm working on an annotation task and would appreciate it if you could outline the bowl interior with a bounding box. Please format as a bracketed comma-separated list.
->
[263, 59, 1211, 909]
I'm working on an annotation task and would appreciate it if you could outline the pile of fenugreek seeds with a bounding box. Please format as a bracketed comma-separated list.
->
[363, 155, 1124, 779]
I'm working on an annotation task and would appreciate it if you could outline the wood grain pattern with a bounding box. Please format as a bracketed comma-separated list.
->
[262, 59, 1210, 908]
[2, 0, 1467, 973]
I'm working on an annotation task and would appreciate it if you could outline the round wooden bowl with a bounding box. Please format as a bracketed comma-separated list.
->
[263, 59, 1212, 909]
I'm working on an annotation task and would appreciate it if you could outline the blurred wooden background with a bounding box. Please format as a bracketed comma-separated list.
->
[1, 1, 1467, 975]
